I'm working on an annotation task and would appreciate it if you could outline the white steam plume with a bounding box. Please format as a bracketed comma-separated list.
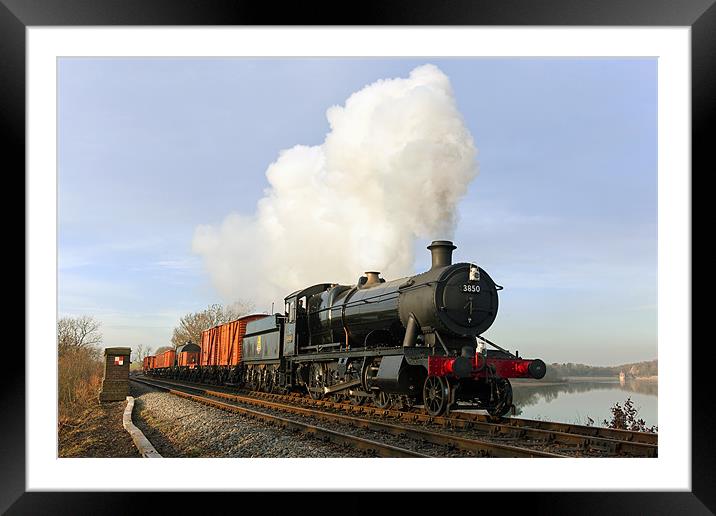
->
[193, 64, 478, 308]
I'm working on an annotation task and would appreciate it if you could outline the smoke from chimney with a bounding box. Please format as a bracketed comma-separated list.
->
[193, 64, 478, 307]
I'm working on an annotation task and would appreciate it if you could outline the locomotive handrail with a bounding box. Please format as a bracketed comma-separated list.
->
[311, 292, 401, 317]
[476, 335, 515, 358]
[434, 331, 451, 355]
[302, 343, 342, 351]
[306, 275, 495, 318]
[309, 280, 437, 317]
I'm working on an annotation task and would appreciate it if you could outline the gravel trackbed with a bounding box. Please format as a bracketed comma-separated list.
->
[129, 381, 368, 457]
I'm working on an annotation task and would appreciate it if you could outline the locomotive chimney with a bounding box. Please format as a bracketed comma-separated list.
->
[428, 240, 456, 270]
[364, 271, 381, 287]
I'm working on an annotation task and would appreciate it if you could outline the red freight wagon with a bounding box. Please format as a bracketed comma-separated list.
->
[200, 326, 217, 366]
[177, 351, 199, 368]
[176, 342, 200, 368]
[155, 349, 176, 369]
[142, 355, 157, 375]
[218, 323, 230, 366]
[200, 314, 267, 367]
[201, 322, 223, 366]
[230, 315, 266, 364]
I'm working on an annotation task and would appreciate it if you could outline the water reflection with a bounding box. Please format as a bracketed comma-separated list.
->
[513, 378, 657, 407]
[510, 378, 657, 426]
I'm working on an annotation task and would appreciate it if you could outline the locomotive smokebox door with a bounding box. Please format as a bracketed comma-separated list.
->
[99, 346, 131, 402]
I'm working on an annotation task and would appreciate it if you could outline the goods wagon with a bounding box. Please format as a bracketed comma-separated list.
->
[197, 314, 268, 384]
[144, 316, 268, 383]
[155, 349, 176, 370]
[177, 342, 200, 368]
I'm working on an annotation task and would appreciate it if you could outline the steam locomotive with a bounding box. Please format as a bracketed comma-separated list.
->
[144, 240, 546, 417]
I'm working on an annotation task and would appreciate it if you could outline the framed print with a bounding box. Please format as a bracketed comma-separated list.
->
[6, 0, 709, 513]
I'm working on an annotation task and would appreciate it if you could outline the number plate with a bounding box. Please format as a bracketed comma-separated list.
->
[462, 284, 480, 293]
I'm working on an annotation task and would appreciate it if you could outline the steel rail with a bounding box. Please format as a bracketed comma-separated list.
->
[259, 389, 658, 450]
[136, 376, 564, 458]
[450, 411, 658, 446]
[131, 377, 428, 458]
[136, 374, 656, 456]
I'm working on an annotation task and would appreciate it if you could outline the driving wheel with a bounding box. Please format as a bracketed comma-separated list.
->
[307, 362, 325, 400]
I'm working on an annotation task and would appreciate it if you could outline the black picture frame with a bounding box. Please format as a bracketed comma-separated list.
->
[5, 1, 709, 514]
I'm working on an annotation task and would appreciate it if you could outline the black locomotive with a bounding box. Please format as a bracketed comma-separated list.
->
[240, 240, 546, 416]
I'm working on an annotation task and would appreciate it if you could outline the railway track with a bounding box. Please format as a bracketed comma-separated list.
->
[135, 374, 657, 457]
[238, 389, 657, 457]
[132, 376, 563, 458]
[132, 377, 427, 457]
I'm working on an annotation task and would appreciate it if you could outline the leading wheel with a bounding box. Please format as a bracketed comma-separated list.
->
[487, 378, 513, 418]
[423, 375, 450, 417]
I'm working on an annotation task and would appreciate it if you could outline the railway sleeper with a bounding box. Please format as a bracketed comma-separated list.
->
[527, 437, 553, 445]
[495, 426, 524, 437]
[554, 435, 587, 448]
[588, 440, 618, 455]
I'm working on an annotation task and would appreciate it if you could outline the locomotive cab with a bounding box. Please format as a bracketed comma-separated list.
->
[284, 284, 333, 356]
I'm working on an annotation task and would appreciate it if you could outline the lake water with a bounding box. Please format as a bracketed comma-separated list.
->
[508, 378, 658, 429]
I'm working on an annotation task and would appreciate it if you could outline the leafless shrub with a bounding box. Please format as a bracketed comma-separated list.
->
[58, 347, 103, 427]
[57, 316, 103, 427]
[603, 397, 658, 433]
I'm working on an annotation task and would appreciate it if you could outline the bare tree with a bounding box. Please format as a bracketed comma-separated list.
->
[133, 344, 151, 363]
[57, 315, 103, 414]
[155, 345, 174, 355]
[170, 301, 255, 348]
[57, 315, 102, 357]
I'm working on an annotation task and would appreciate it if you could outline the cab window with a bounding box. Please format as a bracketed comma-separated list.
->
[287, 300, 296, 323]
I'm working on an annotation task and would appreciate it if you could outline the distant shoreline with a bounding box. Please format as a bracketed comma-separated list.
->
[566, 375, 658, 381]
[540, 359, 658, 383]
[513, 375, 658, 386]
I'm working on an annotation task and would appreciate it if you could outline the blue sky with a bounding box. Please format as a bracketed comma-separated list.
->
[58, 58, 657, 365]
